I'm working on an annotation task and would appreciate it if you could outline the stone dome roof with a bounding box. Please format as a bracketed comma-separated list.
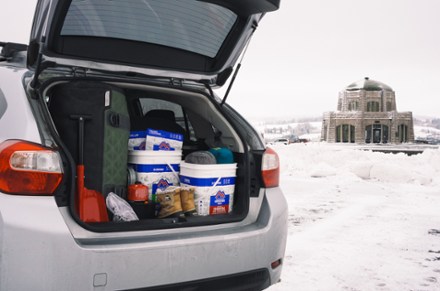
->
[346, 77, 393, 91]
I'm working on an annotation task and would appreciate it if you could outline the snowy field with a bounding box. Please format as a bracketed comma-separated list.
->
[267, 142, 440, 291]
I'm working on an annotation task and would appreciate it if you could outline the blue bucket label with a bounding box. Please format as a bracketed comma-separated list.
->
[209, 190, 230, 214]
[152, 178, 173, 195]
[130, 131, 147, 139]
[179, 176, 235, 187]
[146, 129, 183, 151]
[131, 163, 180, 173]
[147, 129, 183, 142]
[129, 131, 147, 150]
[153, 141, 174, 151]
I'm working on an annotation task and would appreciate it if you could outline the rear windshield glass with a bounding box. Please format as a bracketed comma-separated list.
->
[60, 0, 237, 58]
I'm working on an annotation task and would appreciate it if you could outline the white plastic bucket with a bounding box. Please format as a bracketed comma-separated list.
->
[128, 150, 182, 200]
[179, 161, 237, 216]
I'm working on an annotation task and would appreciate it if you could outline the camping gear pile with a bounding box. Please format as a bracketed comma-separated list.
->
[49, 80, 236, 223]
[126, 128, 197, 220]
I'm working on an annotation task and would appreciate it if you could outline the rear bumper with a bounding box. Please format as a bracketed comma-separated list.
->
[0, 188, 287, 291]
[128, 269, 271, 291]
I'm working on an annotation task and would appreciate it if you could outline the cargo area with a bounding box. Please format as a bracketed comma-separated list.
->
[43, 80, 251, 230]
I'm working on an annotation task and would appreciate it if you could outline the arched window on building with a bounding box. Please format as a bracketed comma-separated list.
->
[386, 101, 393, 111]
[366, 101, 380, 112]
[365, 124, 389, 143]
[397, 124, 408, 142]
[336, 124, 355, 143]
[348, 101, 359, 111]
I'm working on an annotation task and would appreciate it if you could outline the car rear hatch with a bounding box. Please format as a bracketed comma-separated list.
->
[29, 0, 280, 87]
[27, 0, 280, 232]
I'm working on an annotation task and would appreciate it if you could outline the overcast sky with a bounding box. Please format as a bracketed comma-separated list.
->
[1, 0, 439, 120]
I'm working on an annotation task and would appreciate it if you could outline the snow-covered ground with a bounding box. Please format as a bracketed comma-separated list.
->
[267, 142, 440, 291]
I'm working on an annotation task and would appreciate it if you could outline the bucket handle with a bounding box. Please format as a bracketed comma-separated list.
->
[208, 177, 222, 193]
[167, 163, 181, 183]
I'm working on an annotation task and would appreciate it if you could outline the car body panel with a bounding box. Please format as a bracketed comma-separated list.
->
[0, 67, 40, 143]
[0, 188, 287, 290]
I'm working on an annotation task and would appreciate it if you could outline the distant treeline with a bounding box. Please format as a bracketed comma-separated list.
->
[414, 118, 440, 130]
[261, 116, 322, 125]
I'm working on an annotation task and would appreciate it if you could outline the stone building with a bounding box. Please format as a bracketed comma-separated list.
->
[321, 77, 414, 144]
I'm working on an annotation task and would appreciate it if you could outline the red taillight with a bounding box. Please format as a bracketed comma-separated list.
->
[0, 140, 63, 195]
[262, 147, 280, 188]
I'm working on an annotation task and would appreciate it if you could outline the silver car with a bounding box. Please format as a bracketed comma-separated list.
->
[0, 0, 287, 290]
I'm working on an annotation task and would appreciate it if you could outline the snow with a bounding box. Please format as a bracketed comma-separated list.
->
[267, 142, 440, 291]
